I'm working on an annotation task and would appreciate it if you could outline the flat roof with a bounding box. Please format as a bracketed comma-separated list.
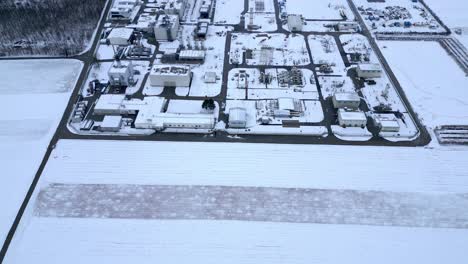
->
[179, 50, 206, 59]
[151, 64, 191, 76]
[334, 92, 360, 102]
[156, 14, 179, 27]
[338, 109, 367, 121]
[107, 27, 134, 40]
[102, 115, 122, 128]
[357, 63, 381, 72]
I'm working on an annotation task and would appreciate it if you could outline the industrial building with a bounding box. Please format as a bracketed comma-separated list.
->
[135, 113, 215, 130]
[100, 116, 123, 132]
[203, 72, 217, 83]
[336, 22, 360, 32]
[134, 98, 215, 130]
[199, 0, 212, 19]
[332, 92, 361, 109]
[374, 115, 401, 132]
[107, 28, 135, 46]
[356, 63, 382, 79]
[94, 95, 165, 115]
[228, 107, 247, 128]
[109, 0, 139, 20]
[287, 14, 304, 32]
[164, 0, 186, 17]
[149, 64, 191, 87]
[337, 109, 367, 128]
[196, 22, 209, 38]
[154, 14, 180, 42]
[108, 60, 135, 86]
[179, 50, 206, 62]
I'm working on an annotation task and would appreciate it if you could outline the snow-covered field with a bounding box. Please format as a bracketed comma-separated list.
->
[286, 0, 354, 20]
[22, 139, 468, 194]
[0, 60, 82, 243]
[379, 41, 468, 128]
[4, 139, 468, 263]
[213, 0, 244, 24]
[424, 0, 468, 27]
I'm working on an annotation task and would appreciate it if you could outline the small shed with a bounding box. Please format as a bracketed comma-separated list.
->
[204, 72, 217, 83]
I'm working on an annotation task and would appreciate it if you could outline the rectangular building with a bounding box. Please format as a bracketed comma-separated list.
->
[154, 14, 179, 41]
[149, 64, 191, 87]
[337, 109, 367, 128]
[107, 28, 134, 46]
[100, 116, 123, 132]
[356, 63, 382, 79]
[332, 92, 361, 109]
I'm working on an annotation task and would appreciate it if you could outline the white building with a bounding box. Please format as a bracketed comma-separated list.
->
[287, 14, 304, 32]
[337, 22, 360, 32]
[94, 95, 163, 115]
[108, 60, 134, 86]
[109, 0, 139, 20]
[154, 14, 179, 41]
[107, 28, 134, 46]
[374, 114, 400, 132]
[228, 107, 247, 128]
[356, 63, 382, 79]
[204, 72, 217, 83]
[179, 50, 206, 62]
[164, 0, 186, 17]
[337, 109, 367, 128]
[332, 92, 361, 109]
[100, 116, 123, 132]
[149, 64, 191, 87]
[136, 113, 215, 130]
[134, 99, 215, 130]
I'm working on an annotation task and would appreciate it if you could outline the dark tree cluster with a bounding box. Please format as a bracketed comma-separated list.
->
[0, 0, 107, 56]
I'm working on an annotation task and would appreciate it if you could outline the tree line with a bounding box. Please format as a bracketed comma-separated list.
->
[0, 0, 106, 56]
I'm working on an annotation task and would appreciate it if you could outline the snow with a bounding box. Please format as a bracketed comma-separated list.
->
[286, 0, 354, 21]
[7, 218, 468, 264]
[424, 0, 468, 27]
[5, 139, 468, 263]
[30, 139, 468, 194]
[214, 0, 244, 24]
[379, 40, 468, 129]
[0, 59, 82, 243]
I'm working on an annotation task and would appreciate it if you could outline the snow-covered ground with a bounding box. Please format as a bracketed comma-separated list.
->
[4, 139, 468, 263]
[424, 0, 468, 27]
[285, 0, 354, 21]
[0, 59, 82, 243]
[214, 0, 244, 24]
[23, 140, 468, 194]
[7, 218, 468, 264]
[379, 41, 468, 129]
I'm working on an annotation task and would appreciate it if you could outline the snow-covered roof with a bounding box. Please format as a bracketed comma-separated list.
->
[151, 64, 191, 76]
[334, 92, 360, 102]
[107, 27, 134, 40]
[338, 109, 367, 121]
[101, 115, 122, 128]
[380, 119, 400, 129]
[179, 50, 206, 60]
[357, 63, 381, 72]
[156, 14, 179, 27]
[108, 61, 132, 74]
[229, 107, 247, 122]
[278, 98, 299, 111]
